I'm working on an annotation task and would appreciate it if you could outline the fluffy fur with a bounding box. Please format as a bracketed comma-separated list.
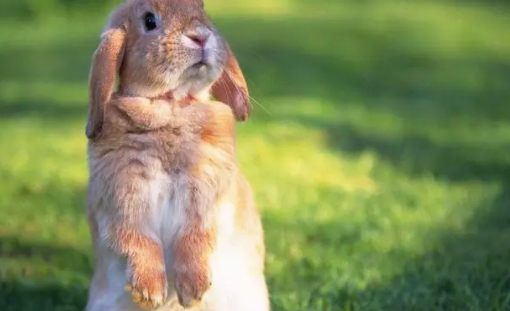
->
[84, 1, 268, 311]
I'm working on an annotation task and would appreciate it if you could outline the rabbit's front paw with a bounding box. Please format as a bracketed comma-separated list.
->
[126, 260, 168, 309]
[174, 263, 212, 308]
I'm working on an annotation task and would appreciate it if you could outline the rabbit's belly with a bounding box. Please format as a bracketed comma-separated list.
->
[145, 170, 186, 248]
[197, 200, 269, 311]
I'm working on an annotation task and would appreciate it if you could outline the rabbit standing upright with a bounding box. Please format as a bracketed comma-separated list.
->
[84, 1, 269, 311]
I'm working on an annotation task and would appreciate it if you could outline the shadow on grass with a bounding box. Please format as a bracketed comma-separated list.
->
[262, 58, 510, 309]
[0, 43, 94, 85]
[263, 185, 510, 310]
[0, 236, 91, 311]
[354, 186, 510, 311]
[0, 280, 87, 311]
[0, 235, 92, 274]
[219, 12, 510, 311]
[0, 99, 87, 119]
[1, 5, 510, 311]
[2, 12, 509, 125]
[0, 178, 91, 310]
[273, 115, 510, 182]
[0, 40, 94, 121]
[218, 18, 510, 125]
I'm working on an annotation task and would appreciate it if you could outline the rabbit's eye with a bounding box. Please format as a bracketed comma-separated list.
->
[144, 12, 157, 31]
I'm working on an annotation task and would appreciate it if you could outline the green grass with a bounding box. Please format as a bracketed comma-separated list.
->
[1, 0, 510, 310]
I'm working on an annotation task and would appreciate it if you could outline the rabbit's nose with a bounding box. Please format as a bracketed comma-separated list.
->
[185, 31, 210, 48]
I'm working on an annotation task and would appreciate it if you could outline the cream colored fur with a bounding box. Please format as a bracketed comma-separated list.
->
[84, 0, 268, 310]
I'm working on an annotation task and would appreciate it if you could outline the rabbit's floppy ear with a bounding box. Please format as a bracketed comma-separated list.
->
[211, 43, 251, 122]
[86, 9, 128, 139]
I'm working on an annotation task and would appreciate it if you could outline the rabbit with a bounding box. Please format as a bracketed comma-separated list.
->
[83, 1, 269, 311]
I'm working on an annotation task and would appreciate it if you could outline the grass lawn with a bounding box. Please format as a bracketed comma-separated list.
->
[1, 0, 510, 310]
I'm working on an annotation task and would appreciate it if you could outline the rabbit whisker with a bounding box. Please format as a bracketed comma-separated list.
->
[219, 64, 272, 117]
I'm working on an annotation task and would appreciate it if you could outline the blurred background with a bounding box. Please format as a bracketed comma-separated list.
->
[1, 0, 510, 310]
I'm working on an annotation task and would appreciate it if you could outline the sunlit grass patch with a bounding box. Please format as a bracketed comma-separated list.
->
[1, 0, 510, 310]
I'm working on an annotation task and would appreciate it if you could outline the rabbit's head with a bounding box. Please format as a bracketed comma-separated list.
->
[86, 0, 250, 139]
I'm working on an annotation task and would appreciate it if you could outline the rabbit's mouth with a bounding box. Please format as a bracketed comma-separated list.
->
[185, 61, 210, 78]
[189, 46, 216, 69]
[169, 60, 220, 100]
[183, 54, 220, 81]
[190, 60, 208, 70]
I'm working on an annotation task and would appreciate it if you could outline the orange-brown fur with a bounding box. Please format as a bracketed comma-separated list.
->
[85, 1, 268, 311]
[88, 99, 235, 308]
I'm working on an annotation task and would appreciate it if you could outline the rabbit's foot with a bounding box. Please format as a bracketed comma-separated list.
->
[174, 263, 212, 308]
[126, 260, 168, 309]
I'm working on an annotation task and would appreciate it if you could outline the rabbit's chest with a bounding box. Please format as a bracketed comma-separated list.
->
[116, 132, 201, 244]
